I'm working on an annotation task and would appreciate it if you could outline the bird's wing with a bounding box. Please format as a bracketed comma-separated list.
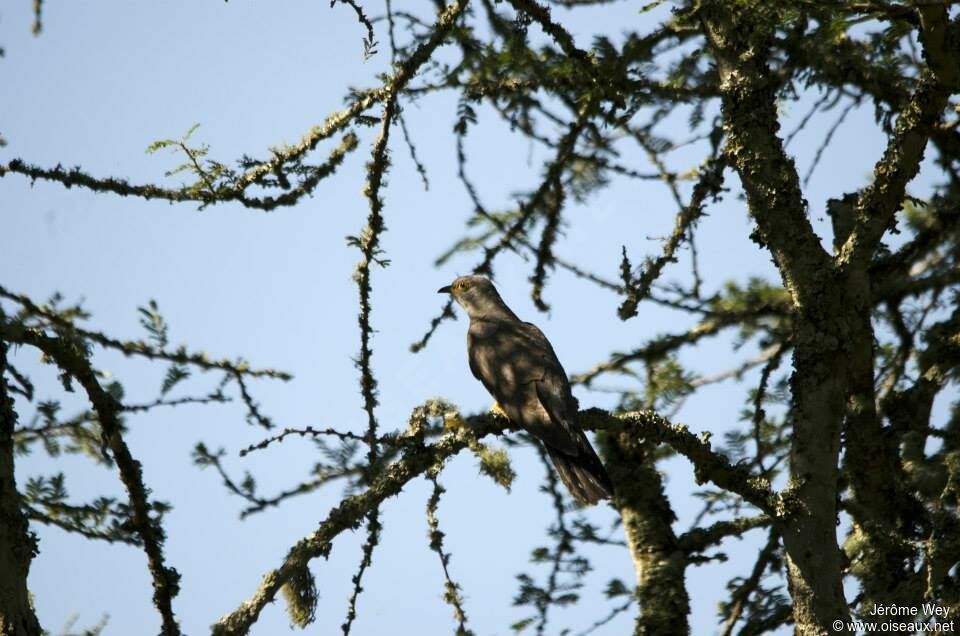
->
[517, 322, 585, 454]
[468, 319, 582, 454]
[517, 321, 572, 390]
[469, 320, 559, 387]
[467, 331, 498, 396]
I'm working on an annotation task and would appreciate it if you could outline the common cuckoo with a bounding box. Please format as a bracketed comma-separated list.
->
[439, 275, 614, 505]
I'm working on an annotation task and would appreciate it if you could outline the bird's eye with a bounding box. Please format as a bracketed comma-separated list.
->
[455, 280, 467, 290]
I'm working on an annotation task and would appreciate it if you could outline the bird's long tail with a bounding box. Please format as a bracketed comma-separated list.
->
[546, 446, 614, 505]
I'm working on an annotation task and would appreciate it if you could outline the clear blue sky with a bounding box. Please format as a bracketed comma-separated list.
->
[0, 2, 947, 635]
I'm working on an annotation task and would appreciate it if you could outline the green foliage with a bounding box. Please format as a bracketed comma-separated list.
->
[639, 1, 666, 14]
[604, 577, 630, 598]
[902, 197, 934, 232]
[647, 357, 695, 411]
[14, 397, 111, 465]
[137, 300, 192, 397]
[510, 616, 536, 633]
[144, 123, 201, 155]
[23, 473, 149, 545]
[315, 438, 361, 483]
[137, 300, 170, 348]
[566, 156, 608, 203]
[161, 365, 190, 396]
[454, 97, 478, 136]
[144, 123, 240, 203]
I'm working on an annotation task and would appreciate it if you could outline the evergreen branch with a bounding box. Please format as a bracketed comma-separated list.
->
[509, 0, 591, 66]
[24, 502, 141, 546]
[239, 477, 344, 519]
[582, 409, 780, 515]
[426, 473, 472, 635]
[0, 285, 290, 380]
[529, 178, 564, 312]
[341, 508, 380, 635]
[398, 108, 430, 190]
[618, 157, 726, 320]
[0, 132, 358, 211]
[2, 323, 182, 635]
[702, 7, 835, 308]
[211, 417, 497, 636]
[4, 362, 34, 401]
[677, 514, 771, 555]
[331, 0, 378, 59]
[233, 371, 274, 430]
[122, 392, 229, 413]
[212, 405, 767, 634]
[194, 442, 361, 519]
[839, 70, 951, 267]
[239, 426, 370, 457]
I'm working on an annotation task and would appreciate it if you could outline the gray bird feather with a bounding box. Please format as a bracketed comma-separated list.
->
[439, 275, 614, 505]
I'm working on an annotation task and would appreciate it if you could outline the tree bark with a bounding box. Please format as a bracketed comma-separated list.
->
[701, 6, 852, 633]
[0, 340, 42, 636]
[599, 431, 689, 636]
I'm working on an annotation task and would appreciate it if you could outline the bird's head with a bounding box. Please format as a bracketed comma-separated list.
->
[438, 275, 512, 319]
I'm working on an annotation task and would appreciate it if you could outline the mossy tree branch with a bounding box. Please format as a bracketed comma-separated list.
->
[212, 405, 776, 636]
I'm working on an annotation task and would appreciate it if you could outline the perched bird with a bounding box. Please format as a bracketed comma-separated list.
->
[439, 275, 614, 505]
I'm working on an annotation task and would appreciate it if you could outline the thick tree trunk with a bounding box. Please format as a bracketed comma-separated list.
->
[780, 310, 852, 636]
[839, 265, 914, 614]
[599, 431, 689, 636]
[0, 341, 42, 636]
[701, 7, 853, 633]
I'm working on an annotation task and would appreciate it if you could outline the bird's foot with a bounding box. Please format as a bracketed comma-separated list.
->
[490, 402, 510, 420]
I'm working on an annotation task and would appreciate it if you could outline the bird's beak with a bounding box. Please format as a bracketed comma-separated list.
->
[437, 285, 452, 294]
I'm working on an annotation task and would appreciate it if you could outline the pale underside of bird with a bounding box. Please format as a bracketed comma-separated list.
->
[439, 275, 614, 505]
